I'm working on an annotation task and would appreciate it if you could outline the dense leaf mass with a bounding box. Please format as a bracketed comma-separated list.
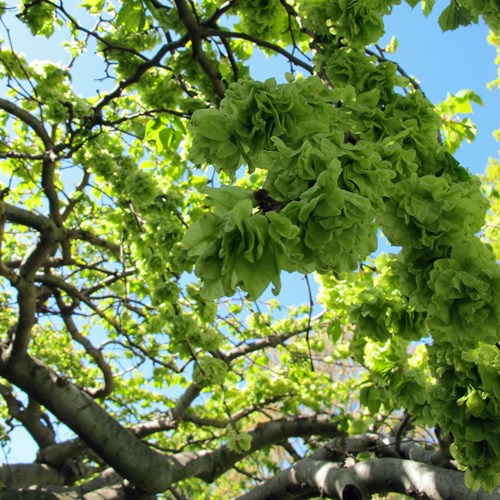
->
[0, 0, 498, 498]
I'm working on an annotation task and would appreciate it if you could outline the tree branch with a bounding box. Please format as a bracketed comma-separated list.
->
[0, 384, 55, 448]
[221, 314, 324, 362]
[55, 293, 114, 399]
[203, 28, 314, 74]
[0, 350, 191, 493]
[0, 98, 54, 150]
[4, 204, 60, 235]
[238, 457, 500, 500]
[66, 228, 121, 254]
[133, 383, 202, 438]
[0, 463, 65, 490]
[174, 0, 227, 99]
[178, 414, 343, 483]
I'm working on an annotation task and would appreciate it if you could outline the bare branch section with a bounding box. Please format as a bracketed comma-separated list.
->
[55, 293, 114, 398]
[0, 463, 65, 490]
[174, 0, 227, 98]
[0, 384, 55, 448]
[203, 28, 314, 74]
[239, 458, 500, 500]
[177, 414, 344, 483]
[0, 98, 54, 149]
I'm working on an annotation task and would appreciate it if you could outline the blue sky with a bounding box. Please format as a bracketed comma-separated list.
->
[0, 1, 498, 463]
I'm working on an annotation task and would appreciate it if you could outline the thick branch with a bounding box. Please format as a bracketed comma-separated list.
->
[4, 204, 60, 235]
[238, 457, 500, 500]
[176, 414, 343, 483]
[7, 212, 63, 357]
[41, 156, 62, 227]
[0, 352, 178, 493]
[1, 351, 295, 493]
[0, 463, 65, 490]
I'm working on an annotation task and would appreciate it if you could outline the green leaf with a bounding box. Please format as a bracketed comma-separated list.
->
[422, 0, 436, 16]
[466, 390, 487, 417]
[193, 357, 228, 387]
[226, 429, 253, 452]
[116, 0, 147, 32]
[81, 0, 105, 13]
[438, 1, 476, 31]
[191, 108, 231, 141]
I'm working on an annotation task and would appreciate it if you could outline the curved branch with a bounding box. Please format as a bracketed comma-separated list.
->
[0, 98, 54, 150]
[203, 28, 314, 74]
[55, 294, 114, 399]
[0, 384, 55, 448]
[4, 206, 64, 357]
[238, 457, 500, 500]
[176, 414, 343, 483]
[4, 204, 60, 235]
[34, 273, 123, 333]
[0, 351, 189, 493]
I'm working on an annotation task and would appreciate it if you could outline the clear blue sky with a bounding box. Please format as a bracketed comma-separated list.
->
[0, 1, 498, 463]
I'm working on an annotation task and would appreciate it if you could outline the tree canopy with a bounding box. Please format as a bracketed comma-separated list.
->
[0, 0, 499, 498]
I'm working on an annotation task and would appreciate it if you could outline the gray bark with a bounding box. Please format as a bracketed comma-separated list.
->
[0, 463, 65, 490]
[238, 457, 500, 500]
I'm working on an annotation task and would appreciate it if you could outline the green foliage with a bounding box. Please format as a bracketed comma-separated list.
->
[300, 0, 402, 48]
[438, 0, 478, 31]
[18, 0, 57, 36]
[226, 427, 252, 453]
[429, 340, 500, 490]
[193, 357, 228, 387]
[407, 0, 500, 33]
[435, 89, 483, 153]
